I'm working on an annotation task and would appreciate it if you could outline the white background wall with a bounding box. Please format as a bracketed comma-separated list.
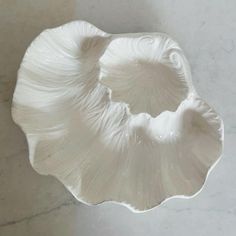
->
[0, 1, 236, 235]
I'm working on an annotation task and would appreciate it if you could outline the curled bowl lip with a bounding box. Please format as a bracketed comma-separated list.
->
[12, 20, 224, 212]
[98, 32, 194, 118]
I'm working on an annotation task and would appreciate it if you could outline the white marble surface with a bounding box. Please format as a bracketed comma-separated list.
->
[0, 0, 235, 235]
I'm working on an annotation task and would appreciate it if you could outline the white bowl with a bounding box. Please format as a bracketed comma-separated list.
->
[12, 21, 223, 212]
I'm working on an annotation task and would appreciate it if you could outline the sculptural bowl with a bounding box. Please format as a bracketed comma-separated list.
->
[12, 21, 223, 212]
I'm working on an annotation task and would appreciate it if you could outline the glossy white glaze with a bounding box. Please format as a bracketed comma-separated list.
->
[12, 21, 223, 212]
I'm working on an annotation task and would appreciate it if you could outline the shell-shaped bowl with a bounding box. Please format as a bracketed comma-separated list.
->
[12, 21, 223, 212]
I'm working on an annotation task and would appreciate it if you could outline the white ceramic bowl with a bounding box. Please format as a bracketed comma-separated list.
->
[12, 21, 223, 212]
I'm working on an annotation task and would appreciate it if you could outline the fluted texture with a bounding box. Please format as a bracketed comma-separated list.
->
[12, 21, 223, 212]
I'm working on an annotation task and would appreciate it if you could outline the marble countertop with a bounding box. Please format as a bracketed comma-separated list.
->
[0, 1, 236, 235]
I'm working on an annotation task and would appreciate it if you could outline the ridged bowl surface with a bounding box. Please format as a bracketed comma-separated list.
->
[12, 21, 223, 212]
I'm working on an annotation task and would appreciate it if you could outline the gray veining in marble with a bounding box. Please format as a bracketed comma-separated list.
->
[0, 0, 236, 235]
